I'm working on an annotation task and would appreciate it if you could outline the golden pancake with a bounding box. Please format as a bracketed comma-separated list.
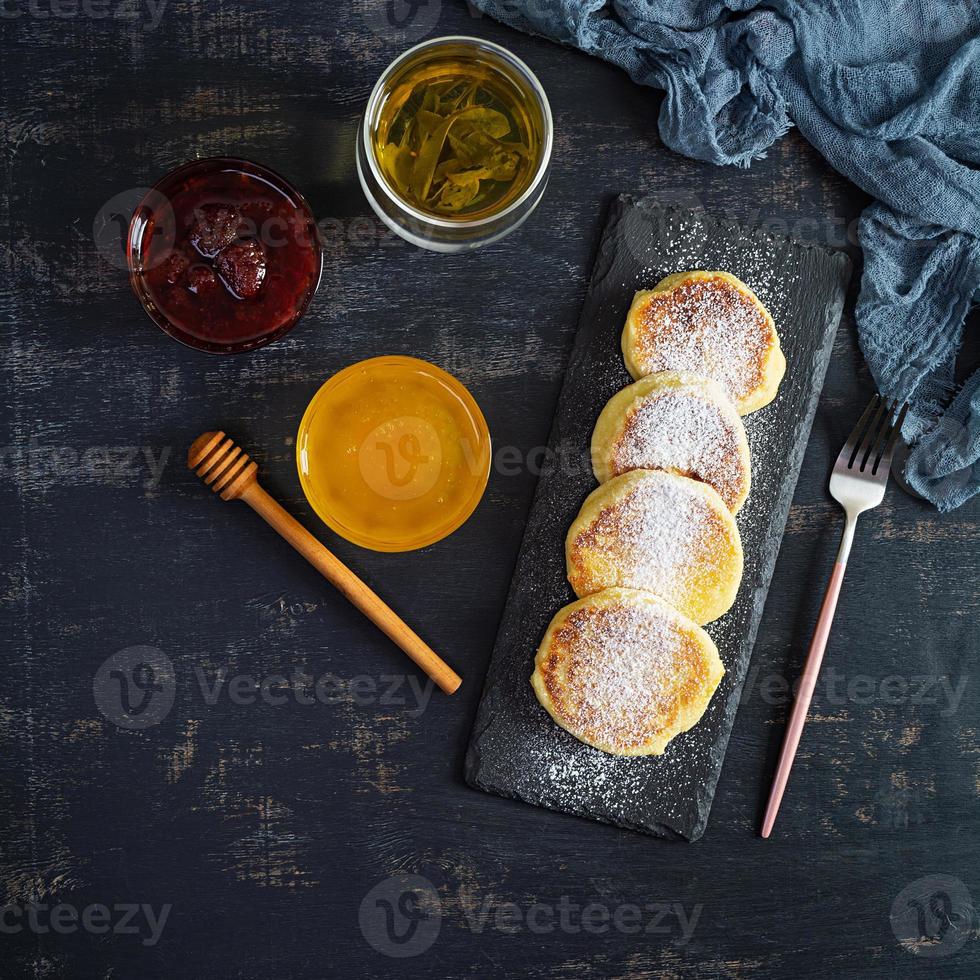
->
[531, 588, 725, 756]
[622, 271, 785, 415]
[591, 371, 751, 512]
[566, 469, 743, 625]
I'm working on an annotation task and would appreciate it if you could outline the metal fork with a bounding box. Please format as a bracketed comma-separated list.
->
[761, 395, 908, 838]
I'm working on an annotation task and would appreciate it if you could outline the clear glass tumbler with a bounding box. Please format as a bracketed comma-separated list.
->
[356, 36, 553, 253]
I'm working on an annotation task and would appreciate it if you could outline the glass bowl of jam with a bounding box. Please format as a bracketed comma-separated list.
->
[297, 356, 492, 552]
[127, 157, 322, 353]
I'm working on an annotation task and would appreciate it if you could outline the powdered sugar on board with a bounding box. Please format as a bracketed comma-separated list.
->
[465, 197, 851, 840]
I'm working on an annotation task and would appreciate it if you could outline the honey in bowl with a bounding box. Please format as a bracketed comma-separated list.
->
[297, 356, 491, 552]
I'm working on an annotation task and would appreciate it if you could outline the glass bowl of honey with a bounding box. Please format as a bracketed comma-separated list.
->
[297, 356, 491, 552]
[356, 36, 553, 252]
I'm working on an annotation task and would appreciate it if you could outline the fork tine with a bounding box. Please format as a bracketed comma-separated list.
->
[837, 394, 880, 467]
[858, 398, 895, 471]
[872, 401, 909, 476]
[848, 395, 888, 469]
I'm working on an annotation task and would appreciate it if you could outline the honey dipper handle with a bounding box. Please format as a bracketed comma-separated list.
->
[240, 482, 461, 695]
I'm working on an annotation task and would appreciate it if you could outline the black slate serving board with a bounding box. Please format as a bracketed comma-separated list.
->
[465, 196, 852, 841]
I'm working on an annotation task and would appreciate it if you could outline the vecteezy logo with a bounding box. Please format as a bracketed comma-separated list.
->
[93, 646, 176, 729]
[890, 875, 976, 957]
[360, 0, 442, 43]
[358, 874, 442, 958]
[93, 187, 175, 272]
[358, 416, 442, 501]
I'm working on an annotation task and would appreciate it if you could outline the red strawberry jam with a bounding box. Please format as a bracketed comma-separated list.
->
[128, 158, 321, 353]
[215, 239, 267, 299]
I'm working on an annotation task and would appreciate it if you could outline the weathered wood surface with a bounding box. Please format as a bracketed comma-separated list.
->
[1, 2, 978, 978]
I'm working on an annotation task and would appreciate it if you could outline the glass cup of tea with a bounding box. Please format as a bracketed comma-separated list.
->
[356, 36, 553, 253]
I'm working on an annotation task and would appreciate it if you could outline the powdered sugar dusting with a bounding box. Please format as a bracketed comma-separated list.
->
[610, 384, 748, 510]
[569, 472, 734, 617]
[630, 275, 772, 404]
[539, 600, 709, 754]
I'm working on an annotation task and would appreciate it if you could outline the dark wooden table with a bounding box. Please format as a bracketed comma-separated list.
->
[2, 3, 978, 977]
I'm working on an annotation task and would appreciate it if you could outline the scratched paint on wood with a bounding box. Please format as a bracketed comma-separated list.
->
[1, 2, 979, 977]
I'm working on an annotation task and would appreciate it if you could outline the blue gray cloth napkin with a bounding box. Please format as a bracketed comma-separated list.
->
[472, 0, 980, 510]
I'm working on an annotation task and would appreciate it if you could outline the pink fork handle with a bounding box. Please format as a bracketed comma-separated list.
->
[761, 557, 849, 838]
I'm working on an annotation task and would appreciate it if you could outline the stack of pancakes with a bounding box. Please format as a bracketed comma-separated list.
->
[532, 271, 784, 756]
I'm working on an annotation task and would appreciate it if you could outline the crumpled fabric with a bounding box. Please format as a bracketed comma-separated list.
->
[473, 0, 980, 509]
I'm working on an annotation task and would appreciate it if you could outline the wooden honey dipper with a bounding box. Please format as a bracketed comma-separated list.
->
[187, 431, 462, 695]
